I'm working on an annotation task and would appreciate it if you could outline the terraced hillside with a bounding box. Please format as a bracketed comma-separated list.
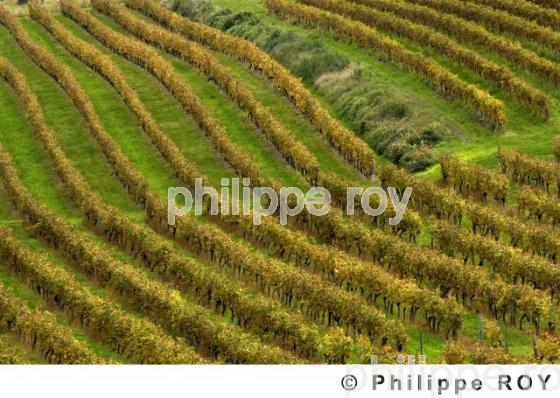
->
[1, 0, 560, 364]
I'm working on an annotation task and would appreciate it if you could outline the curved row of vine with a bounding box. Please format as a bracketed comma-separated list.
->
[405, 0, 560, 55]
[221, 213, 464, 336]
[41, 2, 447, 347]
[125, 0, 379, 179]
[346, 0, 560, 86]
[265, 0, 507, 130]
[0, 30, 297, 363]
[0, 278, 101, 364]
[20, 2, 408, 352]
[7, 9, 358, 361]
[380, 163, 560, 263]
[528, 0, 560, 11]
[440, 155, 509, 204]
[92, 0, 320, 184]
[0, 183, 203, 364]
[89, 0, 420, 238]
[35, 1, 428, 349]
[314, 207, 555, 332]
[66, 0, 452, 335]
[57, 0, 559, 336]
[299, 0, 549, 118]
[518, 187, 560, 227]
[431, 220, 560, 306]
[470, 0, 560, 28]
[499, 148, 560, 194]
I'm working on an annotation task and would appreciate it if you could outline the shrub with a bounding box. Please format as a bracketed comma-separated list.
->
[379, 101, 410, 119]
